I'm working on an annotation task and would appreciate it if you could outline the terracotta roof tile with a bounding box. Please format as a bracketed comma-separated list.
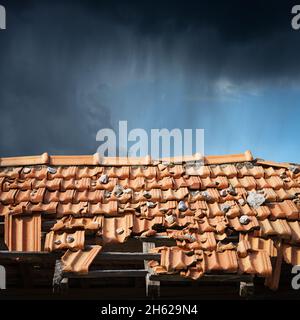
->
[57, 202, 89, 216]
[62, 245, 102, 273]
[228, 215, 259, 232]
[255, 205, 271, 220]
[182, 264, 204, 280]
[88, 201, 118, 216]
[100, 214, 133, 243]
[239, 176, 257, 190]
[204, 250, 238, 272]
[5, 214, 41, 251]
[104, 166, 129, 179]
[238, 250, 272, 277]
[268, 201, 299, 220]
[259, 219, 291, 238]
[275, 188, 294, 201]
[266, 176, 284, 190]
[0, 167, 22, 179]
[0, 189, 17, 204]
[287, 221, 300, 243]
[237, 239, 251, 258]
[246, 236, 277, 257]
[132, 216, 163, 234]
[185, 164, 211, 177]
[255, 177, 270, 189]
[52, 216, 103, 231]
[44, 230, 85, 251]
[152, 246, 196, 272]
[73, 190, 104, 203]
[282, 244, 300, 265]
[208, 216, 228, 233]
[185, 176, 201, 189]
[263, 188, 278, 202]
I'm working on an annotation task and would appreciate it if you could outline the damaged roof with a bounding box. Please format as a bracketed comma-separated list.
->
[0, 150, 299, 290]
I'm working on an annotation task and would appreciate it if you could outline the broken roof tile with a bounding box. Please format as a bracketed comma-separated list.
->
[62, 245, 102, 274]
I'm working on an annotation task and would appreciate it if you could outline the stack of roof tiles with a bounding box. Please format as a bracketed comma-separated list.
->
[0, 151, 299, 290]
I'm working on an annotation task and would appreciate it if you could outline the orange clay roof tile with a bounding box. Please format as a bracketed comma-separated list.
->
[62, 245, 102, 274]
[152, 246, 197, 272]
[238, 250, 272, 277]
[52, 215, 104, 231]
[246, 235, 277, 257]
[282, 244, 300, 265]
[5, 214, 41, 251]
[44, 230, 85, 252]
[203, 250, 238, 272]
[100, 214, 133, 243]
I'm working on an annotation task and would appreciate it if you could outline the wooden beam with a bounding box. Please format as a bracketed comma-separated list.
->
[63, 269, 148, 278]
[0, 251, 59, 263]
[265, 240, 283, 290]
[143, 242, 160, 298]
[136, 236, 176, 245]
[136, 235, 238, 244]
[53, 259, 63, 293]
[0, 251, 160, 263]
[19, 264, 33, 288]
[94, 252, 161, 262]
[150, 274, 254, 282]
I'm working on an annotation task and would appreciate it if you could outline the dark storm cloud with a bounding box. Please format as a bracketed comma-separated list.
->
[0, 0, 299, 156]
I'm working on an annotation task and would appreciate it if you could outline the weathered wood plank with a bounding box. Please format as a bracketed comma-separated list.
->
[63, 269, 148, 278]
[0, 251, 161, 263]
[0, 251, 58, 263]
[94, 252, 161, 262]
[143, 242, 160, 298]
[150, 274, 254, 282]
[136, 236, 176, 244]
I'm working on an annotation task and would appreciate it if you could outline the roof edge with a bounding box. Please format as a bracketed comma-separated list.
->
[0, 151, 255, 167]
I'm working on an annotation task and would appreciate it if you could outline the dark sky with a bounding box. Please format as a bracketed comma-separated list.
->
[0, 0, 300, 161]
